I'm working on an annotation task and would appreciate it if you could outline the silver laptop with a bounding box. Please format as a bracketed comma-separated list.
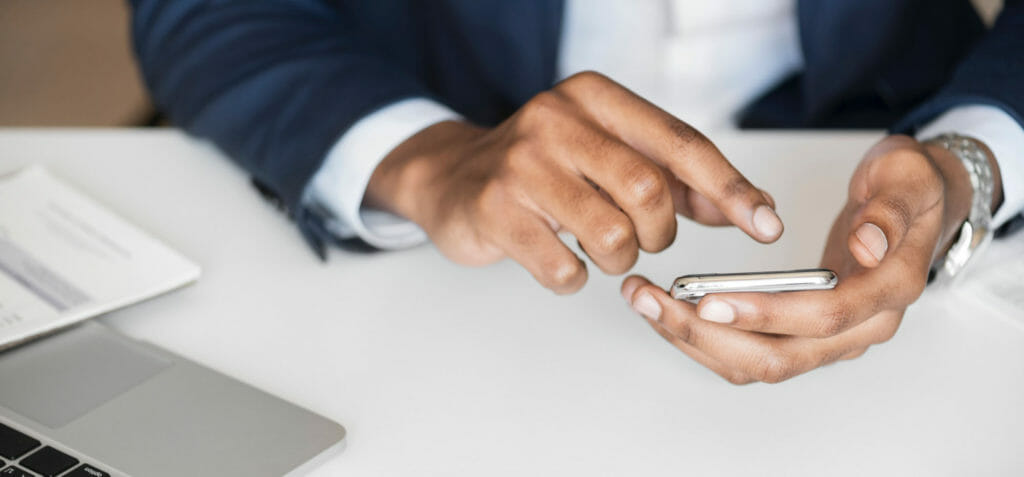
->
[0, 322, 346, 477]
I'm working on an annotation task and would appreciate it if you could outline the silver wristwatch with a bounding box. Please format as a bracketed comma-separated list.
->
[923, 133, 996, 284]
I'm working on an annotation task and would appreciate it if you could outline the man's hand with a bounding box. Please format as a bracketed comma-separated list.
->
[366, 71, 782, 294]
[620, 135, 1003, 383]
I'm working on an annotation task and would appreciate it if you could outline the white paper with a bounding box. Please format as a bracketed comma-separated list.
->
[0, 166, 200, 349]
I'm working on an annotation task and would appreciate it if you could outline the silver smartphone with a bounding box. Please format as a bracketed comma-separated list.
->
[672, 268, 837, 303]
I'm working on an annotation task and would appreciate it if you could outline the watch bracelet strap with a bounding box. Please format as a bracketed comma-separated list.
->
[922, 133, 995, 283]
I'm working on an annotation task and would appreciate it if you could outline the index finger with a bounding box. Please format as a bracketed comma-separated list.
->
[554, 71, 783, 243]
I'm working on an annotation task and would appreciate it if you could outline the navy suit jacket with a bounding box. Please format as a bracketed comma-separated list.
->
[130, 0, 1024, 253]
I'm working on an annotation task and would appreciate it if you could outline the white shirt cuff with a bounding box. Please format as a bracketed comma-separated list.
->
[304, 98, 461, 250]
[915, 105, 1024, 228]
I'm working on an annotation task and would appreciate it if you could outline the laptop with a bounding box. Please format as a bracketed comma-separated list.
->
[0, 167, 345, 476]
[0, 322, 346, 477]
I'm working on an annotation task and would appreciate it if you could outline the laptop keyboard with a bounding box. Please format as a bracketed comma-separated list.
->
[0, 422, 109, 477]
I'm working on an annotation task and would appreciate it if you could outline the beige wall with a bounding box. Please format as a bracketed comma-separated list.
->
[0, 0, 151, 126]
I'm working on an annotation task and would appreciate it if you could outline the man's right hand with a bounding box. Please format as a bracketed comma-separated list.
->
[365, 71, 783, 294]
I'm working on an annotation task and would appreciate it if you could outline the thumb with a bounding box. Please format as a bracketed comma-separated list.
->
[848, 193, 915, 268]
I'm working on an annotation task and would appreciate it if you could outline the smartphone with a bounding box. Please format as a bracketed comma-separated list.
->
[672, 268, 837, 303]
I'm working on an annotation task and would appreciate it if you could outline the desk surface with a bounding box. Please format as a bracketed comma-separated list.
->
[2, 129, 1022, 476]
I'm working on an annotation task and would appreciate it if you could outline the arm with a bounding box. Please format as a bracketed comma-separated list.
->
[620, 2, 1024, 384]
[894, 0, 1024, 227]
[893, 0, 1024, 135]
[130, 0, 431, 218]
[132, 1, 784, 293]
[304, 99, 459, 250]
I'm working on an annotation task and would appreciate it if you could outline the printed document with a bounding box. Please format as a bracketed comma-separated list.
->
[0, 167, 200, 349]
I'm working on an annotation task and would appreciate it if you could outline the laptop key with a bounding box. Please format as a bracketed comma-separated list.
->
[0, 424, 40, 460]
[65, 464, 111, 477]
[0, 467, 34, 477]
[20, 446, 78, 477]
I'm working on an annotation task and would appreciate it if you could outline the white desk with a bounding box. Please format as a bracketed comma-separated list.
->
[2, 130, 1022, 476]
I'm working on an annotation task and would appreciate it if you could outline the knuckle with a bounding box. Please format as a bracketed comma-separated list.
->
[641, 226, 676, 254]
[843, 348, 868, 360]
[623, 165, 669, 209]
[816, 301, 853, 338]
[754, 350, 797, 384]
[653, 323, 677, 342]
[593, 219, 635, 256]
[543, 256, 585, 289]
[559, 70, 609, 91]
[518, 91, 565, 129]
[875, 327, 899, 345]
[601, 248, 639, 275]
[754, 306, 778, 331]
[716, 175, 756, 203]
[504, 140, 539, 170]
[666, 317, 694, 344]
[878, 195, 914, 229]
[884, 149, 931, 172]
[818, 312, 851, 338]
[665, 117, 707, 149]
[874, 316, 902, 344]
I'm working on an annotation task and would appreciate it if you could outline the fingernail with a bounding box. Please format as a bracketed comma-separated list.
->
[855, 222, 888, 262]
[752, 205, 783, 239]
[632, 292, 662, 321]
[699, 299, 735, 324]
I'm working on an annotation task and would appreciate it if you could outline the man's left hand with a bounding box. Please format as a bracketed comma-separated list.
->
[620, 135, 1000, 384]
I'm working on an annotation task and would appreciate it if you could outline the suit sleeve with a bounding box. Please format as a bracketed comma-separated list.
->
[893, 0, 1024, 132]
[130, 0, 430, 211]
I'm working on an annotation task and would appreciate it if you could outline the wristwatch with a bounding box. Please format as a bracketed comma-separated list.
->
[923, 133, 996, 284]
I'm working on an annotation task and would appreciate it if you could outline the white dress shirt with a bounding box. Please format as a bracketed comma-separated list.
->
[305, 0, 1024, 250]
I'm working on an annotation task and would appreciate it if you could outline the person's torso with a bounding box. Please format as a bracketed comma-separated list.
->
[558, 0, 800, 131]
[344, 0, 985, 129]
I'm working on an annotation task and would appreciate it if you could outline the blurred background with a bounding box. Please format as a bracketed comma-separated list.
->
[0, 0, 151, 127]
[0, 0, 1005, 128]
